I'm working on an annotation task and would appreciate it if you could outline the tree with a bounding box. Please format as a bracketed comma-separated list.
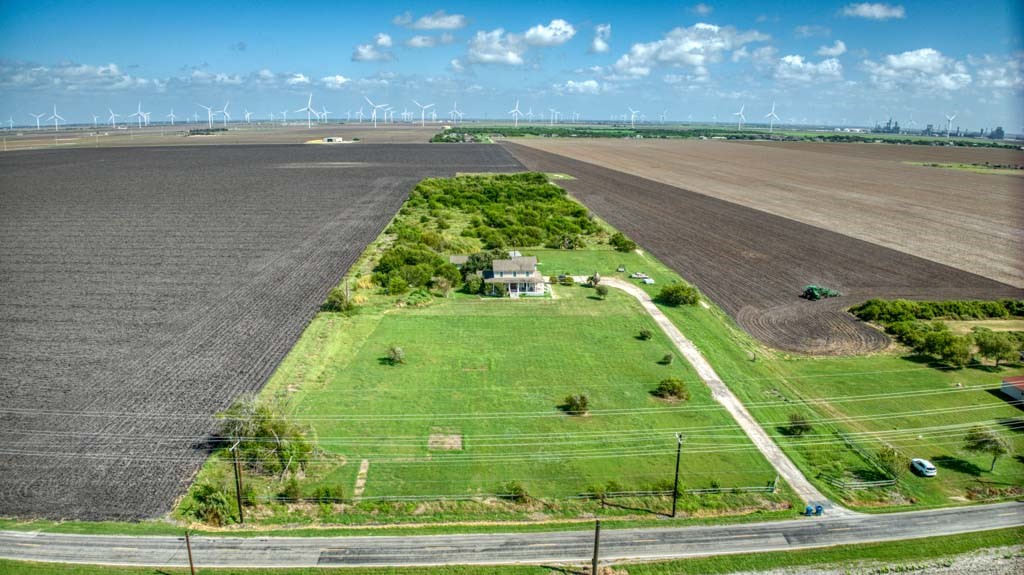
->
[638, 328, 653, 340]
[463, 274, 483, 294]
[387, 276, 409, 295]
[652, 377, 690, 401]
[974, 330, 1017, 367]
[595, 285, 609, 299]
[656, 283, 700, 306]
[562, 394, 590, 415]
[432, 276, 453, 297]
[988, 126, 1005, 140]
[787, 413, 813, 436]
[877, 444, 909, 479]
[609, 232, 637, 253]
[963, 427, 1010, 471]
[321, 286, 353, 313]
[187, 483, 233, 526]
[386, 345, 406, 365]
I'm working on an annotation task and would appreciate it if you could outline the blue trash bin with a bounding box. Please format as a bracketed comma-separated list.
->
[815, 505, 824, 516]
[805, 505, 814, 516]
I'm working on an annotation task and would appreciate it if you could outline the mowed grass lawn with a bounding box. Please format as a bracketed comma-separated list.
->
[286, 284, 776, 499]
[531, 246, 1024, 508]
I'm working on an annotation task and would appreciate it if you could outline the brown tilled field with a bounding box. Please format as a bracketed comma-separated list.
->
[512, 138, 1024, 288]
[504, 142, 1023, 355]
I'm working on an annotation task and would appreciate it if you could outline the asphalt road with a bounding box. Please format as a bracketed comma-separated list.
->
[1, 502, 1021, 568]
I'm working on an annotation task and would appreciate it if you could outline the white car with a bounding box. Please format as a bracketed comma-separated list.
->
[911, 458, 937, 477]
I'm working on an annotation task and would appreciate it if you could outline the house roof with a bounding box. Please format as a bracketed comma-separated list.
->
[492, 256, 537, 273]
[449, 255, 469, 265]
[1002, 376, 1024, 391]
[485, 275, 544, 284]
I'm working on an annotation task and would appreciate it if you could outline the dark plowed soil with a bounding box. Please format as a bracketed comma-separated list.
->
[0, 144, 523, 520]
[504, 142, 1023, 355]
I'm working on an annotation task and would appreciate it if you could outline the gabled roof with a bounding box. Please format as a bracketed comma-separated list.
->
[1003, 376, 1024, 391]
[492, 256, 537, 273]
[449, 255, 469, 265]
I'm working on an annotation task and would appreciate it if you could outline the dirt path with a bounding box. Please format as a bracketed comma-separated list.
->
[586, 276, 847, 513]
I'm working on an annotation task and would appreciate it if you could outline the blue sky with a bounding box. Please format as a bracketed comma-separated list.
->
[1, 1, 1021, 129]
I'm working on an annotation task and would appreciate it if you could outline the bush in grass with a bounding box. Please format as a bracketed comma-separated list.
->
[218, 394, 315, 475]
[656, 283, 700, 306]
[609, 232, 637, 253]
[787, 413, 813, 436]
[504, 481, 529, 503]
[313, 485, 343, 504]
[638, 328, 653, 340]
[877, 444, 909, 479]
[187, 483, 233, 526]
[463, 274, 483, 294]
[279, 475, 302, 501]
[562, 394, 590, 415]
[659, 353, 675, 365]
[595, 285, 609, 299]
[387, 276, 409, 295]
[652, 377, 690, 401]
[405, 289, 433, 307]
[432, 277, 453, 297]
[321, 286, 354, 313]
[386, 345, 406, 365]
[559, 275, 575, 286]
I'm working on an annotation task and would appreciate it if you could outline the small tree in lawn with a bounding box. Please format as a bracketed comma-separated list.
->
[386, 345, 406, 365]
[562, 394, 590, 415]
[963, 426, 1010, 472]
[656, 283, 700, 306]
[877, 444, 909, 479]
[974, 330, 1017, 367]
[787, 413, 812, 436]
[595, 285, 609, 299]
[652, 378, 690, 401]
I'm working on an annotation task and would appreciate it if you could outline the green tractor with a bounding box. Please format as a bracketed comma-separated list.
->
[801, 285, 841, 301]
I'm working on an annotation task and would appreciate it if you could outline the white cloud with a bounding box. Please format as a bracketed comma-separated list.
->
[405, 33, 455, 48]
[320, 75, 350, 89]
[0, 61, 159, 92]
[352, 43, 393, 62]
[449, 58, 465, 73]
[817, 40, 847, 57]
[863, 48, 971, 91]
[794, 25, 831, 38]
[524, 19, 576, 47]
[591, 24, 611, 54]
[775, 55, 843, 82]
[285, 73, 310, 85]
[842, 3, 905, 20]
[467, 29, 526, 65]
[611, 23, 769, 78]
[691, 3, 713, 16]
[375, 33, 392, 48]
[555, 79, 602, 94]
[393, 10, 467, 30]
[970, 54, 1024, 91]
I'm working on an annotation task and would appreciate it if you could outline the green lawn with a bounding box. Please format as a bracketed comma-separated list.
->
[528, 245, 1024, 509]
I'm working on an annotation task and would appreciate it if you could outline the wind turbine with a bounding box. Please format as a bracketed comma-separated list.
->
[92, 114, 99, 128]
[320, 105, 330, 123]
[526, 107, 534, 122]
[412, 100, 435, 127]
[167, 109, 176, 126]
[142, 112, 151, 126]
[30, 112, 45, 131]
[627, 107, 639, 129]
[548, 107, 558, 126]
[364, 96, 387, 128]
[7, 116, 13, 130]
[108, 108, 120, 128]
[129, 101, 145, 128]
[509, 99, 523, 127]
[732, 104, 745, 131]
[295, 93, 319, 128]
[450, 101, 463, 124]
[431, 109, 437, 122]
[945, 112, 956, 138]
[48, 105, 65, 132]
[906, 114, 918, 131]
[280, 110, 288, 125]
[219, 102, 230, 127]
[764, 101, 779, 133]
[356, 106, 364, 123]
[244, 109, 252, 123]
[199, 104, 214, 129]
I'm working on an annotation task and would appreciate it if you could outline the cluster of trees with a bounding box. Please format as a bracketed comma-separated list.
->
[217, 394, 316, 476]
[409, 173, 599, 250]
[371, 227, 463, 296]
[609, 232, 637, 253]
[850, 298, 1024, 367]
[656, 283, 701, 306]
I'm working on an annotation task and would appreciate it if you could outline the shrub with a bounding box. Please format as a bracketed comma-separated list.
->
[595, 285, 609, 299]
[609, 232, 637, 253]
[313, 485, 343, 504]
[279, 475, 301, 501]
[877, 444, 909, 479]
[652, 377, 690, 401]
[386, 345, 406, 365]
[504, 481, 529, 503]
[562, 393, 590, 415]
[963, 427, 1010, 471]
[187, 483, 233, 526]
[321, 286, 354, 313]
[463, 274, 483, 294]
[559, 275, 574, 286]
[659, 353, 675, 365]
[638, 328, 653, 340]
[657, 283, 700, 306]
[787, 413, 813, 436]
[405, 288, 432, 307]
[218, 394, 315, 475]
[387, 276, 409, 295]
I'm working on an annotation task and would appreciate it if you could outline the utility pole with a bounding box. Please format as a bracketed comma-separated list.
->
[230, 441, 245, 524]
[185, 530, 196, 575]
[591, 518, 601, 575]
[672, 433, 684, 518]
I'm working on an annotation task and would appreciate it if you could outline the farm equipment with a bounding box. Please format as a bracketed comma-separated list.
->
[801, 285, 841, 301]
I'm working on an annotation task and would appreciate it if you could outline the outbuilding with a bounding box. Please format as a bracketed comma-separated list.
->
[1001, 376, 1024, 402]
